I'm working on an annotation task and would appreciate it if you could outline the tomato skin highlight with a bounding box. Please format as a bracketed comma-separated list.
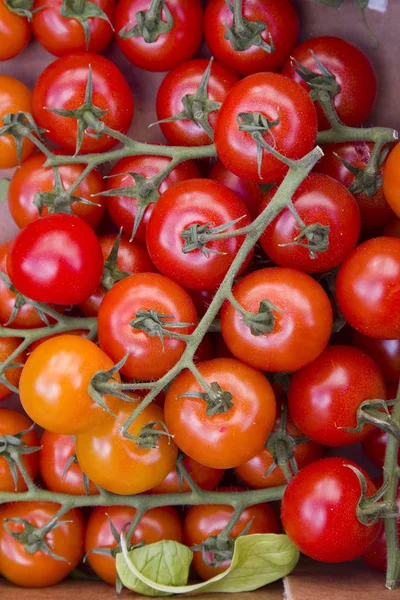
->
[152, 455, 224, 494]
[164, 358, 276, 469]
[0, 337, 26, 402]
[0, 408, 39, 492]
[0, 0, 30, 61]
[0, 75, 34, 169]
[85, 505, 183, 585]
[281, 458, 381, 563]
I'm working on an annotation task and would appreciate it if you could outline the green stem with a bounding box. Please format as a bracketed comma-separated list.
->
[12, 453, 37, 493]
[233, 0, 246, 33]
[219, 504, 246, 540]
[67, 163, 96, 196]
[147, 0, 165, 21]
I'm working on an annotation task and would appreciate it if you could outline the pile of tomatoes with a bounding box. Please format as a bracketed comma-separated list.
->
[0, 0, 400, 592]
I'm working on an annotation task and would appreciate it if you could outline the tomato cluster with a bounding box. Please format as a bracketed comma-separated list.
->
[0, 0, 399, 592]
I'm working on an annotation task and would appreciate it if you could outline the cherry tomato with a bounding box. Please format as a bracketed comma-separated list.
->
[98, 273, 197, 381]
[282, 36, 377, 129]
[80, 232, 156, 317]
[0, 408, 39, 492]
[115, 0, 203, 72]
[164, 358, 276, 469]
[19, 335, 121, 435]
[362, 384, 398, 469]
[336, 237, 400, 339]
[0, 75, 34, 169]
[106, 154, 200, 244]
[32, 53, 134, 154]
[75, 400, 178, 495]
[288, 345, 386, 447]
[184, 493, 280, 580]
[220, 268, 332, 372]
[259, 174, 360, 273]
[204, 0, 299, 77]
[85, 505, 183, 585]
[146, 179, 253, 291]
[0, 337, 25, 402]
[352, 331, 400, 384]
[32, 0, 115, 56]
[156, 58, 239, 147]
[152, 455, 224, 494]
[8, 152, 106, 229]
[0, 0, 30, 61]
[383, 143, 400, 219]
[39, 431, 98, 496]
[315, 142, 394, 230]
[7, 213, 104, 305]
[214, 73, 318, 183]
[209, 160, 264, 219]
[0, 502, 84, 587]
[281, 457, 381, 562]
[384, 219, 400, 238]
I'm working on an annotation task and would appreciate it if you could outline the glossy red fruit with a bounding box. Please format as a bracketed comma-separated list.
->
[352, 331, 400, 384]
[0, 0, 30, 61]
[209, 160, 264, 219]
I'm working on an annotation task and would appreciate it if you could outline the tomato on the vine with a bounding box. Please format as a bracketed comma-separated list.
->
[383, 143, 400, 219]
[75, 400, 178, 495]
[0, 408, 39, 492]
[352, 331, 400, 384]
[152, 455, 224, 494]
[209, 160, 264, 219]
[0, 75, 34, 169]
[0, 0, 30, 61]
[362, 383, 398, 468]
[0, 338, 26, 401]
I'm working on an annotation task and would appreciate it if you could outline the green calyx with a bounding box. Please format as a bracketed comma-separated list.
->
[60, 0, 113, 50]
[0, 112, 45, 165]
[118, 0, 174, 43]
[101, 230, 130, 292]
[180, 381, 234, 417]
[192, 520, 254, 568]
[345, 399, 400, 441]
[290, 52, 341, 102]
[133, 421, 172, 449]
[346, 464, 395, 526]
[0, 270, 51, 328]
[242, 299, 281, 336]
[4, 0, 34, 19]
[280, 222, 330, 260]
[334, 147, 389, 197]
[4, 516, 71, 561]
[0, 426, 41, 491]
[181, 216, 245, 256]
[131, 310, 193, 349]
[224, 0, 274, 54]
[237, 111, 282, 177]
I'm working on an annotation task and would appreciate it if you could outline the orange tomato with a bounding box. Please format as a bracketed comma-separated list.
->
[0, 75, 34, 169]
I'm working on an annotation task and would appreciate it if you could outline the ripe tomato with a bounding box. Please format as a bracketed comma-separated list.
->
[164, 358, 276, 469]
[115, 0, 203, 72]
[288, 345, 386, 447]
[259, 174, 360, 273]
[383, 143, 400, 219]
[204, 0, 299, 77]
[209, 160, 264, 219]
[281, 458, 381, 562]
[39, 431, 98, 496]
[19, 335, 121, 435]
[282, 36, 377, 129]
[156, 59, 239, 147]
[8, 152, 106, 229]
[0, 0, 30, 61]
[106, 154, 200, 244]
[75, 400, 178, 495]
[352, 331, 400, 384]
[152, 455, 224, 494]
[0, 75, 34, 169]
[80, 232, 156, 317]
[362, 384, 398, 468]
[32, 0, 115, 56]
[85, 505, 183, 585]
[98, 273, 197, 381]
[32, 53, 134, 154]
[0, 502, 84, 587]
[220, 268, 332, 372]
[384, 219, 400, 238]
[0, 408, 39, 492]
[146, 179, 253, 291]
[315, 142, 394, 230]
[184, 493, 280, 580]
[0, 337, 25, 402]
[336, 237, 400, 339]
[7, 213, 104, 305]
[214, 73, 318, 183]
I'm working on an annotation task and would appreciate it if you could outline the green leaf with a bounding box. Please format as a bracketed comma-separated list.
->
[0, 180, 10, 202]
[116, 534, 299, 596]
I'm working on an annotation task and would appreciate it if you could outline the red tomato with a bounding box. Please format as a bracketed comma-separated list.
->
[7, 214, 104, 305]
[85, 505, 183, 585]
[315, 142, 394, 230]
[383, 143, 400, 219]
[362, 383, 398, 468]
[0, 338, 25, 402]
[336, 237, 400, 339]
[0, 408, 38, 491]
[184, 494, 280, 580]
[80, 232, 157, 317]
[214, 73, 318, 183]
[152, 455, 224, 494]
[0, 0, 30, 61]
[220, 268, 332, 372]
[259, 173, 360, 273]
[32, 53, 134, 154]
[0, 502, 84, 587]
[352, 331, 400, 384]
[156, 59, 239, 147]
[106, 154, 200, 244]
[146, 179, 253, 291]
[8, 152, 106, 229]
[32, 0, 115, 56]
[209, 160, 264, 219]
[288, 345, 386, 447]
[281, 458, 381, 562]
[0, 75, 34, 169]
[190, 289, 216, 319]
[39, 431, 98, 496]
[384, 219, 400, 238]
[282, 36, 377, 129]
[98, 273, 197, 381]
[115, 0, 203, 72]
[204, 0, 299, 77]
[164, 358, 276, 469]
